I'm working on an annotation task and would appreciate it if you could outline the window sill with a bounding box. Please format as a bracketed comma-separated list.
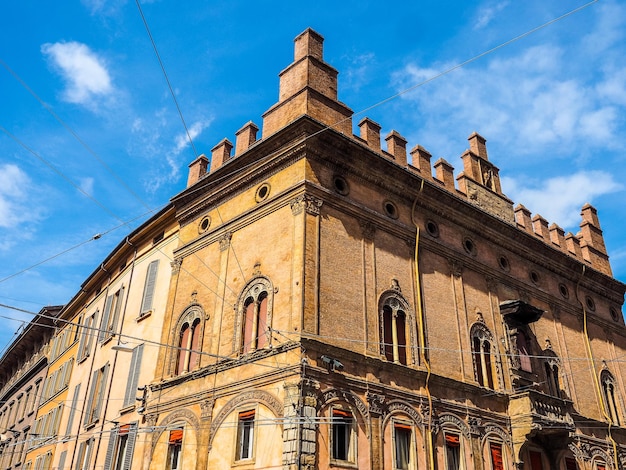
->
[101, 335, 114, 346]
[232, 458, 256, 467]
[119, 404, 135, 415]
[136, 311, 152, 322]
[329, 460, 358, 469]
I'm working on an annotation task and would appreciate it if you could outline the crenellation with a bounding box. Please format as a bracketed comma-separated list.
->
[210, 138, 233, 173]
[187, 154, 209, 187]
[468, 131, 488, 159]
[433, 158, 455, 191]
[409, 145, 432, 179]
[384, 130, 408, 166]
[532, 214, 550, 240]
[549, 223, 566, 250]
[565, 232, 583, 260]
[358, 117, 381, 152]
[514, 204, 533, 233]
[234, 121, 259, 156]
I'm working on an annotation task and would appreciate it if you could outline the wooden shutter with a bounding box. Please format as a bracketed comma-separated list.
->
[257, 294, 268, 349]
[490, 443, 504, 470]
[84, 369, 99, 425]
[110, 287, 125, 334]
[99, 296, 114, 341]
[94, 364, 110, 421]
[65, 384, 80, 436]
[122, 423, 138, 470]
[57, 451, 66, 470]
[103, 430, 117, 470]
[140, 260, 159, 314]
[242, 301, 255, 354]
[123, 344, 144, 407]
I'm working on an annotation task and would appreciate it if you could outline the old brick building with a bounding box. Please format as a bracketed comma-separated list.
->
[1, 28, 625, 470]
[145, 28, 626, 470]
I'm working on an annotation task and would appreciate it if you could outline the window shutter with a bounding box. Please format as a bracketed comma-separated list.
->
[123, 345, 144, 408]
[490, 443, 504, 470]
[84, 370, 99, 426]
[57, 451, 66, 470]
[122, 423, 138, 470]
[65, 384, 80, 436]
[140, 261, 159, 314]
[94, 364, 110, 421]
[100, 296, 113, 342]
[103, 430, 117, 470]
[111, 287, 125, 334]
[84, 439, 94, 470]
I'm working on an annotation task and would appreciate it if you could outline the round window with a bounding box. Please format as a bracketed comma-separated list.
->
[383, 201, 399, 219]
[333, 176, 349, 195]
[255, 183, 271, 202]
[198, 216, 211, 234]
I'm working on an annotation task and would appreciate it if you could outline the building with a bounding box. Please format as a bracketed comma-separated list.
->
[0, 306, 60, 470]
[1, 28, 625, 470]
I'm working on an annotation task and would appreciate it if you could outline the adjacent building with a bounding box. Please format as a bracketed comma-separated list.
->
[1, 28, 625, 470]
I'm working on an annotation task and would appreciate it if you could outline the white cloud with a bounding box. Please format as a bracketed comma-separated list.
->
[474, 1, 509, 30]
[501, 171, 623, 230]
[41, 41, 113, 105]
[0, 164, 32, 229]
[79, 177, 95, 196]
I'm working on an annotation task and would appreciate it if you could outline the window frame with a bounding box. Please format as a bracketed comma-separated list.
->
[235, 409, 256, 462]
[379, 291, 413, 366]
[444, 432, 463, 470]
[330, 406, 357, 465]
[139, 260, 159, 317]
[470, 323, 497, 389]
[391, 419, 415, 470]
[166, 428, 184, 470]
[600, 369, 621, 425]
[237, 277, 274, 355]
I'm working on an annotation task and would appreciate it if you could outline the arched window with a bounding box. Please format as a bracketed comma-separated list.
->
[171, 306, 204, 376]
[238, 277, 273, 354]
[380, 292, 412, 366]
[471, 323, 497, 389]
[176, 318, 201, 375]
[601, 370, 621, 425]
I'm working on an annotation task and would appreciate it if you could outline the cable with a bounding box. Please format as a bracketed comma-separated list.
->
[134, 0, 198, 159]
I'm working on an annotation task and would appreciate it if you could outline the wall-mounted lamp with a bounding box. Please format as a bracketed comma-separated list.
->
[321, 355, 344, 372]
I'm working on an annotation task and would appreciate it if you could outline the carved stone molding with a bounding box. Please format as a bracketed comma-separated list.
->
[144, 413, 158, 427]
[449, 259, 463, 278]
[383, 400, 423, 426]
[360, 220, 376, 240]
[438, 413, 471, 439]
[209, 389, 283, 448]
[291, 195, 323, 216]
[171, 257, 183, 274]
[151, 408, 200, 450]
[200, 399, 215, 421]
[219, 232, 232, 251]
[319, 388, 370, 429]
[366, 392, 386, 416]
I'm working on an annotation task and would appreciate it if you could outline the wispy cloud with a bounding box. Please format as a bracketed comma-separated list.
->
[131, 116, 212, 193]
[501, 171, 623, 230]
[474, 1, 509, 30]
[41, 41, 113, 105]
[0, 164, 32, 229]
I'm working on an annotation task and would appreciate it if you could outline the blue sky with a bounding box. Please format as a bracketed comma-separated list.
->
[1, 0, 625, 351]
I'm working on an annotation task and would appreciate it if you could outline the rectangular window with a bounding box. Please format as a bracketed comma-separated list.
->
[84, 363, 109, 426]
[236, 410, 255, 461]
[123, 345, 144, 408]
[104, 423, 138, 470]
[490, 442, 504, 470]
[166, 429, 183, 470]
[393, 423, 411, 470]
[75, 438, 94, 470]
[331, 408, 355, 463]
[78, 311, 98, 361]
[445, 433, 461, 470]
[139, 260, 159, 316]
[100, 287, 124, 342]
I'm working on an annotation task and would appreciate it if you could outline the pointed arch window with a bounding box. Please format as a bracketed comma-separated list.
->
[516, 330, 532, 372]
[238, 277, 273, 354]
[380, 292, 412, 366]
[171, 306, 204, 376]
[177, 318, 201, 375]
[471, 323, 496, 389]
[601, 370, 621, 425]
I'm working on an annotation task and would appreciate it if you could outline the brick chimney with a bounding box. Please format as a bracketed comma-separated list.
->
[262, 29, 353, 138]
[235, 121, 259, 156]
[385, 131, 408, 166]
[358, 118, 381, 152]
[187, 154, 209, 187]
[210, 139, 233, 173]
